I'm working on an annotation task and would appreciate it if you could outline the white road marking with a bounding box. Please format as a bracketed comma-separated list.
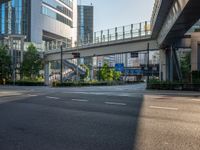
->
[46, 96, 60, 100]
[191, 99, 200, 102]
[71, 99, 88, 102]
[104, 102, 127, 106]
[27, 94, 38, 97]
[149, 106, 178, 111]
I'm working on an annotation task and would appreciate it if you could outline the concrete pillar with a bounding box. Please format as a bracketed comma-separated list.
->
[169, 47, 174, 81]
[44, 62, 50, 85]
[159, 49, 167, 81]
[191, 32, 200, 71]
[20, 37, 24, 63]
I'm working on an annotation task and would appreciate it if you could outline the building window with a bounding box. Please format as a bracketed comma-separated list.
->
[42, 0, 73, 19]
[42, 5, 72, 27]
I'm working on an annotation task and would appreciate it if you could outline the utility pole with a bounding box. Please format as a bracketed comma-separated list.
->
[60, 45, 63, 84]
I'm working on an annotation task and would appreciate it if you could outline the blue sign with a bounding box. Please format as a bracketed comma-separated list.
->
[115, 63, 124, 72]
[124, 69, 143, 76]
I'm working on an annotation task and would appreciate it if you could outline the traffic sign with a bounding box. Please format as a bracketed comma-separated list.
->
[115, 63, 124, 72]
[72, 52, 80, 58]
[131, 52, 138, 58]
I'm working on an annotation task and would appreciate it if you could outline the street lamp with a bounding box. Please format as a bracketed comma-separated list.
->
[13, 42, 17, 86]
[147, 43, 150, 84]
[60, 45, 63, 84]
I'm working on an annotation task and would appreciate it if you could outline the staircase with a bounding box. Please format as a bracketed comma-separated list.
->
[62, 60, 86, 81]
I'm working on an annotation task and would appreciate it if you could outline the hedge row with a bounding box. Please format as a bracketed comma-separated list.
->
[192, 71, 200, 83]
[6, 81, 44, 86]
[52, 81, 143, 87]
[147, 83, 200, 91]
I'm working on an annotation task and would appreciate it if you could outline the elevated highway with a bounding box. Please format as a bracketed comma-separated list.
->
[151, 0, 200, 81]
[152, 0, 200, 46]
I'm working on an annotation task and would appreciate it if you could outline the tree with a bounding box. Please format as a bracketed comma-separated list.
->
[99, 63, 121, 81]
[21, 44, 42, 80]
[0, 45, 12, 82]
[113, 70, 121, 81]
[100, 63, 110, 81]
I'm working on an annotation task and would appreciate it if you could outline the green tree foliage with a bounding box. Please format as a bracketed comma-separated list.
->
[0, 45, 12, 82]
[100, 63, 121, 81]
[21, 44, 42, 80]
[113, 71, 121, 81]
[180, 52, 191, 80]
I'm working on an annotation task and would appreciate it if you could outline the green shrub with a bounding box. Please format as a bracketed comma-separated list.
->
[6, 80, 44, 86]
[192, 71, 200, 83]
[52, 80, 142, 87]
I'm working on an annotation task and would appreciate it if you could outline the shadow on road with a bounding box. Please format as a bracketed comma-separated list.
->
[0, 87, 146, 150]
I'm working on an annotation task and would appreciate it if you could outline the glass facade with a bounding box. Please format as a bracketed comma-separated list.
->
[43, 0, 73, 18]
[42, 0, 73, 27]
[77, 5, 93, 44]
[0, 0, 30, 36]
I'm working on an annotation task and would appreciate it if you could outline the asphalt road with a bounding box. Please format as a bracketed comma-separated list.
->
[0, 84, 200, 150]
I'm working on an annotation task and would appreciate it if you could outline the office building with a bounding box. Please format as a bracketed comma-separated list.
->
[77, 5, 93, 44]
[0, 0, 77, 50]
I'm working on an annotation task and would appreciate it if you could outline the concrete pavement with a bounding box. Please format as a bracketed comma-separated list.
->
[0, 84, 200, 150]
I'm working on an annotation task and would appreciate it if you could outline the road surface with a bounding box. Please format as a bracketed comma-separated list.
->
[0, 83, 200, 150]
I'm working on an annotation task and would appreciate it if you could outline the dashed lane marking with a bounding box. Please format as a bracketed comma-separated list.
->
[71, 99, 89, 102]
[27, 94, 38, 97]
[149, 106, 178, 111]
[104, 102, 127, 106]
[191, 99, 200, 102]
[46, 96, 60, 100]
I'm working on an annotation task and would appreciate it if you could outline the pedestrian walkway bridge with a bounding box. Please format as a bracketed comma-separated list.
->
[45, 21, 158, 61]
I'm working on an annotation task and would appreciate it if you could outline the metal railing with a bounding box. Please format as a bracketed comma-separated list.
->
[45, 21, 152, 52]
[63, 60, 86, 75]
[77, 21, 151, 47]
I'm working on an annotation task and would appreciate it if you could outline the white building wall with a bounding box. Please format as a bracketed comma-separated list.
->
[72, 0, 77, 47]
[30, 0, 77, 46]
[31, 0, 43, 44]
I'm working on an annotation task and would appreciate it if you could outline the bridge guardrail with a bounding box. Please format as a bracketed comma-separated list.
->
[45, 21, 152, 52]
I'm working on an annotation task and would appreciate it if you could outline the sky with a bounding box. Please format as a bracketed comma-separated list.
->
[78, 0, 155, 31]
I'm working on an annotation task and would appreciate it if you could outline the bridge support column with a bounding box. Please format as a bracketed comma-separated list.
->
[161, 47, 182, 82]
[191, 32, 200, 71]
[159, 49, 167, 81]
[44, 62, 51, 86]
[165, 47, 174, 82]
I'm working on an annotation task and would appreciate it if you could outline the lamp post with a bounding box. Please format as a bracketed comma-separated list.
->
[75, 41, 79, 81]
[13, 42, 17, 86]
[147, 43, 150, 84]
[60, 45, 63, 84]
